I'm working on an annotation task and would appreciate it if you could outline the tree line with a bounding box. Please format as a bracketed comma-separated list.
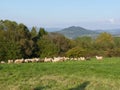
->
[0, 20, 120, 62]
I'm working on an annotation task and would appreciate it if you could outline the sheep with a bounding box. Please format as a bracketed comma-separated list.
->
[52, 57, 64, 62]
[96, 56, 103, 60]
[74, 58, 78, 61]
[8, 60, 14, 64]
[24, 59, 30, 63]
[39, 58, 44, 62]
[30, 58, 37, 63]
[80, 57, 86, 61]
[34, 58, 40, 62]
[44, 57, 53, 62]
[63, 57, 69, 61]
[1, 61, 5, 64]
[70, 58, 74, 61]
[14, 58, 24, 63]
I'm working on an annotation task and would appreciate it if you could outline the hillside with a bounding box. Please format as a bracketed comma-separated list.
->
[56, 26, 99, 39]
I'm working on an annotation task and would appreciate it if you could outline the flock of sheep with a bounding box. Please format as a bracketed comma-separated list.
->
[0, 56, 103, 64]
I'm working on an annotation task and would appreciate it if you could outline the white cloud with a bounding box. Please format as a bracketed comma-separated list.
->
[108, 18, 115, 24]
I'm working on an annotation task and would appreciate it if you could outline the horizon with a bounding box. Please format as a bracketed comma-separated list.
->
[1, 0, 120, 30]
[31, 25, 120, 31]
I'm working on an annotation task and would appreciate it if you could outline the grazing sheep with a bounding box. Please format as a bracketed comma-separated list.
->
[80, 57, 86, 61]
[70, 58, 74, 61]
[44, 57, 53, 62]
[1, 61, 5, 64]
[39, 58, 44, 62]
[34, 58, 40, 62]
[52, 57, 64, 62]
[14, 59, 24, 63]
[77, 57, 81, 61]
[24, 59, 30, 63]
[8, 60, 13, 64]
[63, 57, 69, 61]
[30, 58, 37, 63]
[74, 58, 78, 61]
[96, 56, 103, 60]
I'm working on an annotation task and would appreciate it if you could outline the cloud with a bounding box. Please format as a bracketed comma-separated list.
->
[108, 18, 115, 24]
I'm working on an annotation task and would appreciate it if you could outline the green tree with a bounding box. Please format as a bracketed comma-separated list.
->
[66, 46, 87, 57]
[95, 32, 115, 50]
[31, 26, 37, 39]
[75, 36, 93, 49]
[50, 33, 71, 55]
[0, 20, 22, 61]
[113, 37, 120, 48]
[38, 28, 48, 39]
[17, 23, 31, 40]
[30, 27, 39, 57]
[37, 35, 59, 58]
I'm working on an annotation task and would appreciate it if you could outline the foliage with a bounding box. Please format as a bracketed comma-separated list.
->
[95, 32, 115, 50]
[49, 33, 72, 55]
[66, 46, 87, 57]
[38, 28, 48, 38]
[37, 35, 59, 58]
[1, 19, 120, 61]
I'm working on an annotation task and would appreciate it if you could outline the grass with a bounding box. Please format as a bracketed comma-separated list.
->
[0, 57, 120, 90]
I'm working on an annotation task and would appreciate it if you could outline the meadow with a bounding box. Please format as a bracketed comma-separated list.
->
[0, 57, 120, 90]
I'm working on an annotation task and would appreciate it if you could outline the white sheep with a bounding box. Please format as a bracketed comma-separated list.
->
[1, 61, 5, 64]
[44, 57, 53, 62]
[96, 56, 103, 60]
[14, 59, 24, 63]
[8, 60, 13, 64]
[80, 57, 86, 61]
[52, 57, 64, 62]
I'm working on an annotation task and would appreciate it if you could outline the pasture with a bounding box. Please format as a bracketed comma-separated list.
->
[0, 57, 120, 90]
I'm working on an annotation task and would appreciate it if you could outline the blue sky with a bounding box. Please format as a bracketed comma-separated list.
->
[0, 0, 120, 29]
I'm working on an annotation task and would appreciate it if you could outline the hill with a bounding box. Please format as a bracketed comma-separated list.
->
[55, 26, 99, 39]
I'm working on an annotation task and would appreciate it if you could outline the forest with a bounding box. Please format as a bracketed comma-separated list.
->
[0, 20, 120, 62]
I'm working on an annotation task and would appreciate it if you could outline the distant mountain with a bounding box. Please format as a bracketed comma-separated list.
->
[55, 26, 99, 39]
[29, 26, 120, 38]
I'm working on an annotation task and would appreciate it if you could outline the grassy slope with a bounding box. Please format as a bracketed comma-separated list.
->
[0, 57, 120, 90]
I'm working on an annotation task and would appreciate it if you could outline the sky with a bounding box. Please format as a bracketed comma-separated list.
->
[0, 0, 120, 30]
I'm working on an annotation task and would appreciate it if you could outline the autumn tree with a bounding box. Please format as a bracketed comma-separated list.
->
[95, 32, 115, 50]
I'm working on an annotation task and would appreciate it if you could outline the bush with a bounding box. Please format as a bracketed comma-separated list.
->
[66, 46, 87, 57]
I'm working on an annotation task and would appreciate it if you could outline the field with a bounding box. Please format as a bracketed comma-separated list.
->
[0, 57, 120, 90]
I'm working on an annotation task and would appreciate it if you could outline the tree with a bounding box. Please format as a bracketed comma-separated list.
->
[113, 37, 120, 48]
[75, 36, 93, 49]
[6, 41, 22, 60]
[95, 32, 115, 50]
[38, 28, 48, 39]
[17, 23, 31, 40]
[66, 46, 87, 57]
[50, 33, 72, 55]
[37, 35, 59, 58]
[31, 26, 37, 39]
[0, 20, 22, 61]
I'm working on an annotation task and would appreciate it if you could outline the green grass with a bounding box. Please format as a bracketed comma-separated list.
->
[0, 57, 120, 90]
